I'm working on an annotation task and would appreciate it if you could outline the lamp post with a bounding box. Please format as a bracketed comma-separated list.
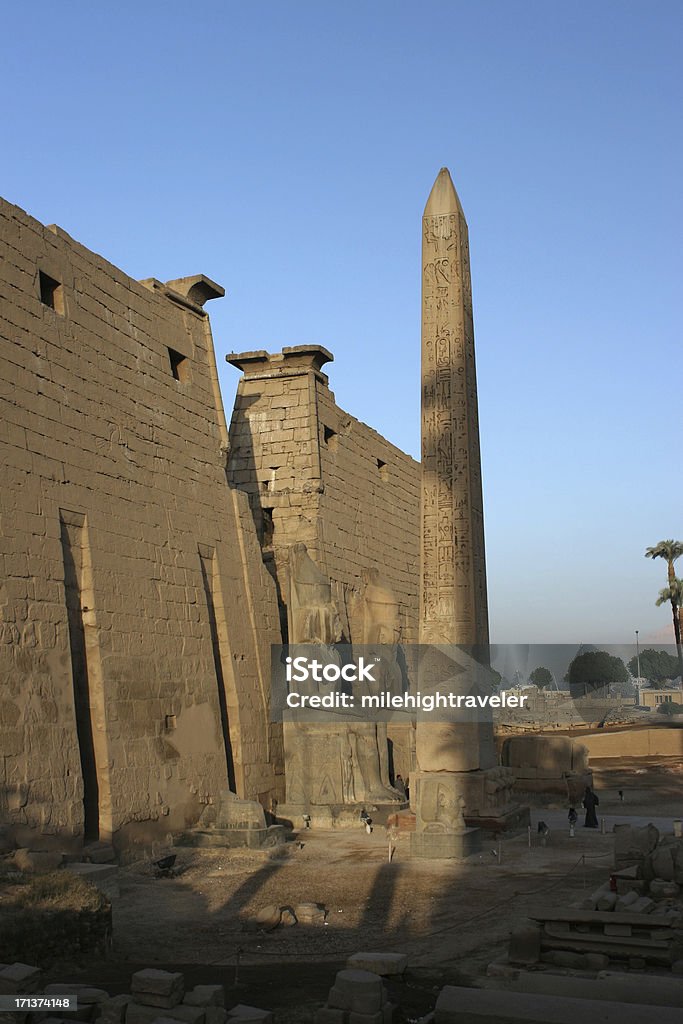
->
[635, 629, 641, 695]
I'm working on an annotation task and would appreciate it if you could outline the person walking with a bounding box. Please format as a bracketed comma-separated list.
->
[582, 786, 600, 828]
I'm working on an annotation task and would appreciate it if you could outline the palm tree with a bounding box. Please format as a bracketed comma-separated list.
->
[646, 540, 683, 678]
[655, 578, 683, 680]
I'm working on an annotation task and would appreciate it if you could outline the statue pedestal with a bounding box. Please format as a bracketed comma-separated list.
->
[276, 800, 407, 830]
[411, 827, 480, 860]
[409, 769, 528, 856]
[179, 793, 288, 850]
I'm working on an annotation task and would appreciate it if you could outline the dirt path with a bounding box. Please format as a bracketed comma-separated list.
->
[46, 760, 683, 1021]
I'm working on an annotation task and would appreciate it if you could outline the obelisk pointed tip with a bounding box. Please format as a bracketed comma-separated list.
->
[424, 166, 464, 217]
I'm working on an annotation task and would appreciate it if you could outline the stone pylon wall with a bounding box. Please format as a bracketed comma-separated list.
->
[226, 348, 420, 646]
[227, 348, 420, 781]
[0, 199, 281, 854]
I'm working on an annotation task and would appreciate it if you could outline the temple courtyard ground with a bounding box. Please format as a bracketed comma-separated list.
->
[44, 758, 683, 1022]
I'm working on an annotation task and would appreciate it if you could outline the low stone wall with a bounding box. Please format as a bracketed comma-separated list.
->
[0, 872, 111, 965]
[581, 727, 683, 759]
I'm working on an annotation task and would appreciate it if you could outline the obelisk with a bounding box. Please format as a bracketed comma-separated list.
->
[411, 168, 503, 858]
[419, 167, 488, 651]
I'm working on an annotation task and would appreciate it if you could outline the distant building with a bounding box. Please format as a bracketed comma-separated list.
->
[639, 688, 683, 710]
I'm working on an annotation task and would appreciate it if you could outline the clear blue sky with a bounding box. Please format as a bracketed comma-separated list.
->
[3, 1, 681, 644]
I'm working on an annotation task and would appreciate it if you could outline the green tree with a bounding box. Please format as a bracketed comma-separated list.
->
[567, 650, 629, 695]
[657, 701, 683, 716]
[627, 648, 680, 684]
[529, 666, 553, 689]
[645, 540, 683, 677]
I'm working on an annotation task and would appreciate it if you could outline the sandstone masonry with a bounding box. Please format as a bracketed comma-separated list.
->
[0, 199, 282, 853]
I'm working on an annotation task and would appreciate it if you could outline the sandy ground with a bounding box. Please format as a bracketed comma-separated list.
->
[47, 759, 683, 1022]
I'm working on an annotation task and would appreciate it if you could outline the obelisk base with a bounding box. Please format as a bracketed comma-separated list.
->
[411, 826, 481, 860]
[409, 770, 482, 860]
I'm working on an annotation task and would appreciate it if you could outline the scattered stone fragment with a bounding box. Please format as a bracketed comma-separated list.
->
[279, 907, 297, 927]
[95, 994, 132, 1024]
[130, 971, 184, 1010]
[246, 906, 282, 931]
[649, 878, 680, 899]
[204, 1009, 228, 1024]
[328, 970, 387, 1015]
[0, 963, 43, 995]
[128, 1005, 203, 1024]
[596, 892, 617, 911]
[579, 883, 610, 910]
[542, 951, 585, 969]
[628, 896, 655, 914]
[226, 1006, 273, 1023]
[584, 954, 609, 970]
[294, 902, 326, 925]
[183, 988, 224, 1009]
[614, 824, 659, 870]
[614, 891, 639, 913]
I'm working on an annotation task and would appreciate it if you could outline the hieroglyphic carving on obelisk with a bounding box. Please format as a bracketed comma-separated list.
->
[412, 169, 497, 858]
[420, 167, 489, 649]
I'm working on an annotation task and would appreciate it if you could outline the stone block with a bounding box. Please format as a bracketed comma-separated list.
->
[183, 989, 224, 1009]
[131, 972, 184, 1007]
[614, 824, 659, 870]
[294, 902, 327, 925]
[615, 891, 639, 912]
[584, 954, 609, 970]
[434, 985, 683, 1022]
[225, 1007, 272, 1023]
[328, 972, 385, 1014]
[204, 1010, 227, 1024]
[45, 988, 109, 1005]
[346, 953, 407, 977]
[94, 994, 131, 1024]
[244, 906, 281, 931]
[629, 897, 655, 914]
[0, 964, 42, 995]
[542, 951, 586, 969]
[649, 846, 677, 882]
[649, 878, 679, 899]
[605, 923, 632, 936]
[126, 1002, 200, 1024]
